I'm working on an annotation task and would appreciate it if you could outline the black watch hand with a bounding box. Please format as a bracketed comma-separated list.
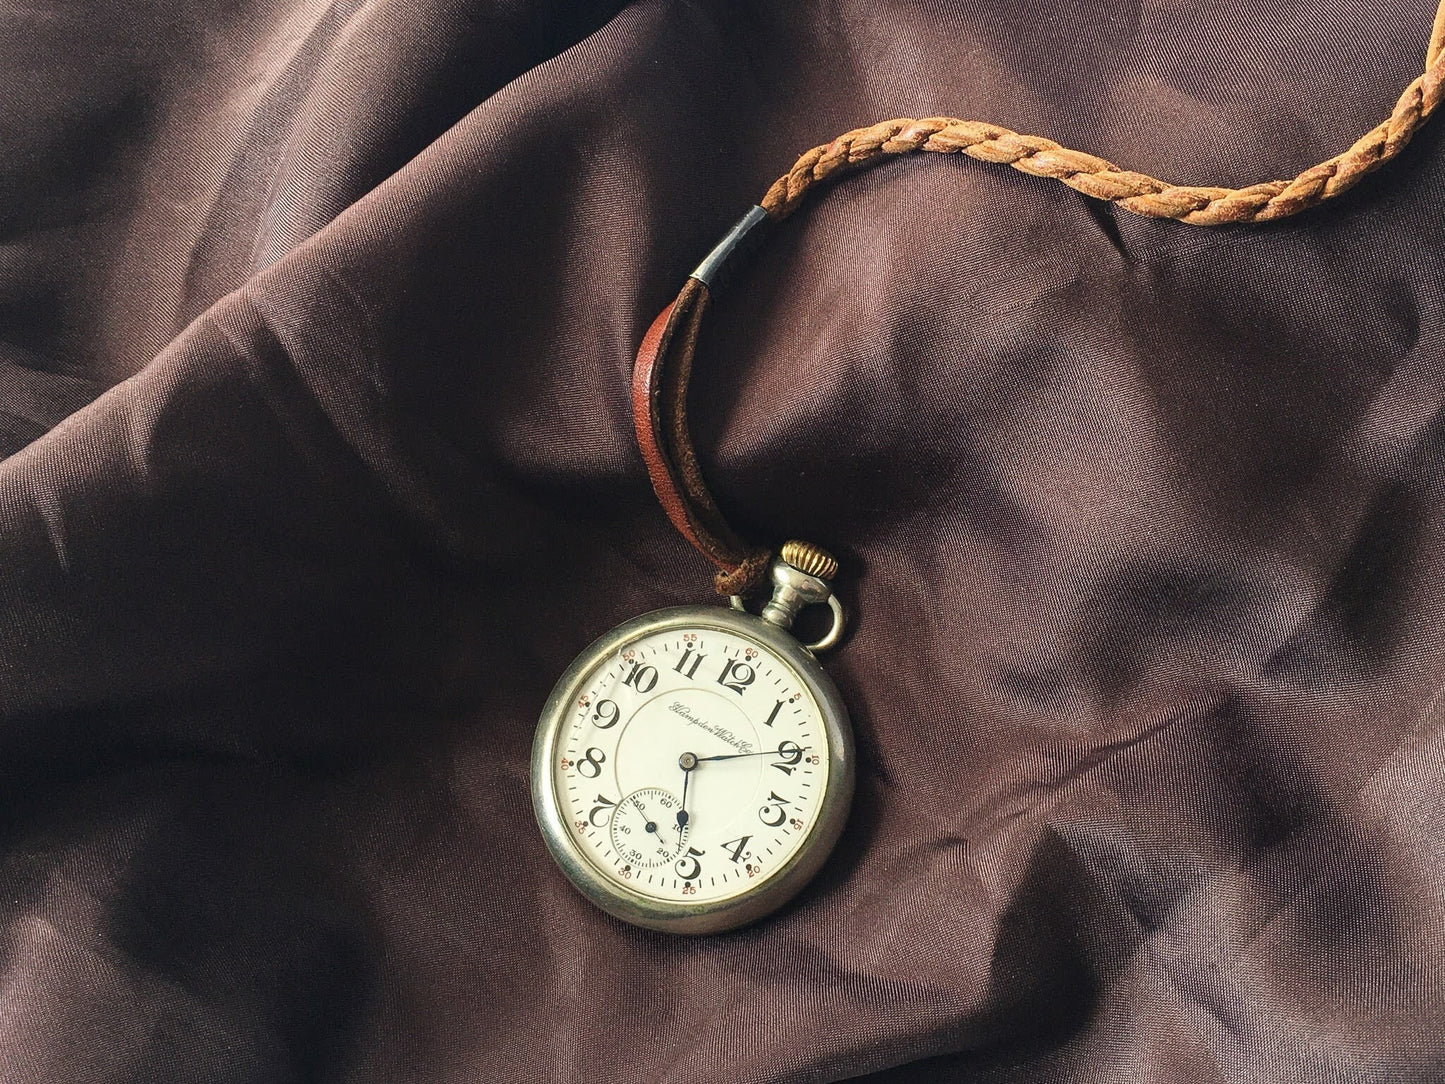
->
[695, 746, 810, 763]
[676, 752, 697, 832]
[641, 806, 667, 845]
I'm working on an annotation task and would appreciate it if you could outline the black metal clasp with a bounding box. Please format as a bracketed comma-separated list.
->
[689, 205, 772, 290]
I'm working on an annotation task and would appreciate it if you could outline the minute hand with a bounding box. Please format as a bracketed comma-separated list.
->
[695, 746, 808, 763]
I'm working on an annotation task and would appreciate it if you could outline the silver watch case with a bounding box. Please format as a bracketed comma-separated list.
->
[531, 604, 855, 935]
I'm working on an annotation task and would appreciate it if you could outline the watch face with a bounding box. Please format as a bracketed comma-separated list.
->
[533, 607, 852, 933]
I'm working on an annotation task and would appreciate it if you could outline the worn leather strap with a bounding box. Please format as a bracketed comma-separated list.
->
[634, 18, 1444, 595]
[631, 276, 772, 596]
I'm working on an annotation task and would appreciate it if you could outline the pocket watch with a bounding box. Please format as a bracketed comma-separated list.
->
[527, 70, 1437, 930]
[532, 542, 854, 934]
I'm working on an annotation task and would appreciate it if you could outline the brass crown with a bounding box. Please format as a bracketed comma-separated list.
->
[780, 540, 838, 582]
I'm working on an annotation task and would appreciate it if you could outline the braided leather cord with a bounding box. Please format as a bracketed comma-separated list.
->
[639, 11, 1445, 597]
[762, 13, 1444, 225]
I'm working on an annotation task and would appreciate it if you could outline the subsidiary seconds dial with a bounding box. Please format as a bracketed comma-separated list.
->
[609, 788, 687, 869]
[554, 626, 827, 906]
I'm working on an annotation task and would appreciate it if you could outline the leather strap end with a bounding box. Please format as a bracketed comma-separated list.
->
[632, 277, 772, 593]
[714, 548, 774, 598]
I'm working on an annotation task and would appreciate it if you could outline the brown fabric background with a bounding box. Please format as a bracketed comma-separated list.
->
[3, 1, 1444, 1081]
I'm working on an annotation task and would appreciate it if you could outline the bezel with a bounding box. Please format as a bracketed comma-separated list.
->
[532, 604, 854, 934]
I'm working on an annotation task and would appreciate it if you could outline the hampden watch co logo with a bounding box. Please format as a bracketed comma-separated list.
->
[669, 700, 754, 754]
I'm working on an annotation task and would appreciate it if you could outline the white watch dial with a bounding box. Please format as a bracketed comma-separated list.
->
[552, 626, 828, 905]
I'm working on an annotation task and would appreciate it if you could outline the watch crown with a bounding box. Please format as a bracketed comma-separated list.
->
[780, 540, 838, 582]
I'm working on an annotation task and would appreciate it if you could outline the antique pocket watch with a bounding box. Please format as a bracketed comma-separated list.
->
[532, 543, 854, 934]
[530, 74, 1442, 929]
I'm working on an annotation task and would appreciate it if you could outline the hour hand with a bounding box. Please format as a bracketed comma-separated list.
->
[677, 752, 696, 831]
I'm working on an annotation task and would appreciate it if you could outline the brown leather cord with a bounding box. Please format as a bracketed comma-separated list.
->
[764, 22, 1443, 225]
[631, 278, 774, 594]
[636, 13, 1445, 595]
